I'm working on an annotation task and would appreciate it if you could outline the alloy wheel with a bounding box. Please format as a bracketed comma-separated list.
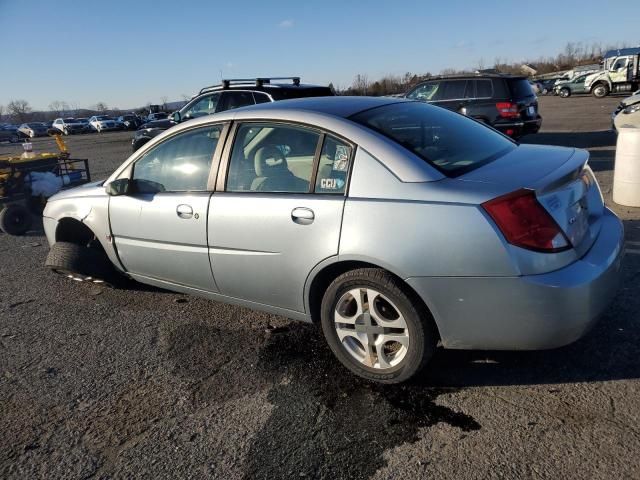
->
[334, 288, 409, 369]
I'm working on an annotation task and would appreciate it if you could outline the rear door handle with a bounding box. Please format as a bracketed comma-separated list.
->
[176, 204, 193, 219]
[291, 207, 314, 225]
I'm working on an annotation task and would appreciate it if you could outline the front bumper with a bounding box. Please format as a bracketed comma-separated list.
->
[407, 208, 624, 350]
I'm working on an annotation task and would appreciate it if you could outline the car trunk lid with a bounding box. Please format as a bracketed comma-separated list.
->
[458, 144, 603, 255]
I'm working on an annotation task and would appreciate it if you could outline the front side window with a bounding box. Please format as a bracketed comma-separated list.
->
[351, 102, 515, 176]
[182, 93, 221, 120]
[132, 125, 222, 193]
[315, 136, 352, 194]
[406, 82, 440, 101]
[226, 123, 320, 193]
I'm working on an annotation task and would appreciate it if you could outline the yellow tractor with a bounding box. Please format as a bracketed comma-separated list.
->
[0, 131, 90, 235]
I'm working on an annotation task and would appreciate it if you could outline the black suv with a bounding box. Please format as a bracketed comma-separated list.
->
[404, 74, 542, 138]
[132, 77, 334, 150]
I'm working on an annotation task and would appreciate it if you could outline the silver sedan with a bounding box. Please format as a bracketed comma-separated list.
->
[42, 97, 624, 383]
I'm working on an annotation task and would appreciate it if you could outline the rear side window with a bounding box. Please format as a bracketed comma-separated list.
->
[351, 102, 516, 176]
[269, 87, 334, 100]
[509, 79, 535, 99]
[475, 79, 493, 98]
[439, 80, 471, 100]
[252, 92, 271, 104]
[315, 136, 352, 194]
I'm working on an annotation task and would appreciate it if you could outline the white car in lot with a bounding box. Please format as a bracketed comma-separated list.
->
[89, 115, 120, 132]
[613, 90, 640, 130]
[52, 117, 87, 135]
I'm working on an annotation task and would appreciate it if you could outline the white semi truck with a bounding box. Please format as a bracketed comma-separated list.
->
[584, 47, 640, 98]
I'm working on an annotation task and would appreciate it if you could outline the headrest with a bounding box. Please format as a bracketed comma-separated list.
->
[254, 146, 287, 177]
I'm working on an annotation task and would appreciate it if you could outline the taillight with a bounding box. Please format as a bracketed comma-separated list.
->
[482, 189, 570, 252]
[496, 102, 519, 118]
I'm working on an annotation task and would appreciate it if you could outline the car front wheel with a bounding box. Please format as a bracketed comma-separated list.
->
[320, 268, 437, 384]
[592, 83, 609, 98]
[45, 241, 115, 285]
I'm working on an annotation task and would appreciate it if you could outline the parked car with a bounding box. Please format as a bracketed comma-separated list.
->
[554, 73, 590, 98]
[43, 97, 622, 384]
[539, 79, 560, 95]
[146, 112, 168, 122]
[52, 118, 86, 135]
[405, 74, 542, 138]
[131, 76, 334, 150]
[612, 89, 640, 130]
[75, 118, 92, 133]
[0, 124, 22, 143]
[117, 114, 141, 130]
[89, 115, 120, 133]
[18, 122, 48, 138]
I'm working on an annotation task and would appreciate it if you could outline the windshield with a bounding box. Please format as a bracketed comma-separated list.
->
[64, 118, 76, 123]
[350, 102, 516, 176]
[96, 116, 111, 121]
[76, 118, 88, 123]
[27, 123, 45, 127]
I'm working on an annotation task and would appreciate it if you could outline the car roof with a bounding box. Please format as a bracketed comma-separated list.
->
[214, 95, 410, 120]
[112, 96, 443, 184]
[414, 73, 527, 82]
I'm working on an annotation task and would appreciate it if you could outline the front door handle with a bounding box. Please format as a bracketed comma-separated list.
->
[176, 204, 193, 219]
[291, 207, 314, 225]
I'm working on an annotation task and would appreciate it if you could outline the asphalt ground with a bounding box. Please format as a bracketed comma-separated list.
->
[1, 95, 639, 479]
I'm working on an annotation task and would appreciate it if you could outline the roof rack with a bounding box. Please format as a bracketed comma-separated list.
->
[199, 77, 301, 94]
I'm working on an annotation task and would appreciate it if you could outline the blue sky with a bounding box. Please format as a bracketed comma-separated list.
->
[1, 0, 638, 111]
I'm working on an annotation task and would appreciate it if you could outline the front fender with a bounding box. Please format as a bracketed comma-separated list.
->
[43, 194, 122, 271]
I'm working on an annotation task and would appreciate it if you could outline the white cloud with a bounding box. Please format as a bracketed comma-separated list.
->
[278, 19, 294, 28]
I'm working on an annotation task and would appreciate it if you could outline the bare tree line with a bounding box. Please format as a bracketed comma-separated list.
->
[344, 41, 638, 96]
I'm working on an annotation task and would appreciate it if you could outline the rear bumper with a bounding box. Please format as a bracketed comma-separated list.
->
[407, 208, 624, 350]
[495, 116, 542, 137]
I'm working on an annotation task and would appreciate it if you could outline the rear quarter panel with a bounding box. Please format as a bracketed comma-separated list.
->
[338, 149, 517, 278]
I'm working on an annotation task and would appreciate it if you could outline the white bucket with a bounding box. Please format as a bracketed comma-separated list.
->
[613, 128, 640, 207]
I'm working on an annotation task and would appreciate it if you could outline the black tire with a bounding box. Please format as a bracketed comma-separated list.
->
[592, 83, 609, 98]
[45, 241, 115, 285]
[9, 133, 19, 143]
[320, 268, 438, 384]
[559, 88, 570, 98]
[0, 205, 32, 235]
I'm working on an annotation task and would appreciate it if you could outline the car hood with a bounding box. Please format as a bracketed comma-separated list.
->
[47, 180, 106, 203]
[621, 92, 640, 107]
[140, 119, 173, 129]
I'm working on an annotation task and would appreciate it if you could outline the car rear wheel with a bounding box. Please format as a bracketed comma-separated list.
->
[45, 241, 115, 285]
[559, 88, 570, 98]
[320, 268, 437, 384]
[0, 205, 32, 235]
[592, 83, 609, 98]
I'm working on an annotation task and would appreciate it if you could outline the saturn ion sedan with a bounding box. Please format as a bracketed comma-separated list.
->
[42, 97, 624, 383]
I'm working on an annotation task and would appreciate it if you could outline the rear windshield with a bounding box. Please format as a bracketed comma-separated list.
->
[509, 79, 535, 99]
[350, 102, 516, 176]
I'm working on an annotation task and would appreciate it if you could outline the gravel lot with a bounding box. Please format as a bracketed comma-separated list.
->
[1, 95, 639, 479]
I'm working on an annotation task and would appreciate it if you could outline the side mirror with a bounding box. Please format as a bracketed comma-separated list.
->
[172, 111, 181, 123]
[106, 178, 130, 196]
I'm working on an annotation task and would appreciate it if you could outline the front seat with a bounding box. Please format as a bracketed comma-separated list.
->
[251, 146, 308, 192]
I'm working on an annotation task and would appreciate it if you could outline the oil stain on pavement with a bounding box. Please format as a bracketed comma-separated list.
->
[163, 320, 480, 480]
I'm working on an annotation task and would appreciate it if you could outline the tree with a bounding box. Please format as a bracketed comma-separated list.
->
[352, 74, 369, 95]
[160, 96, 169, 110]
[7, 99, 32, 123]
[49, 100, 70, 117]
[95, 102, 108, 112]
[0, 104, 4, 121]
